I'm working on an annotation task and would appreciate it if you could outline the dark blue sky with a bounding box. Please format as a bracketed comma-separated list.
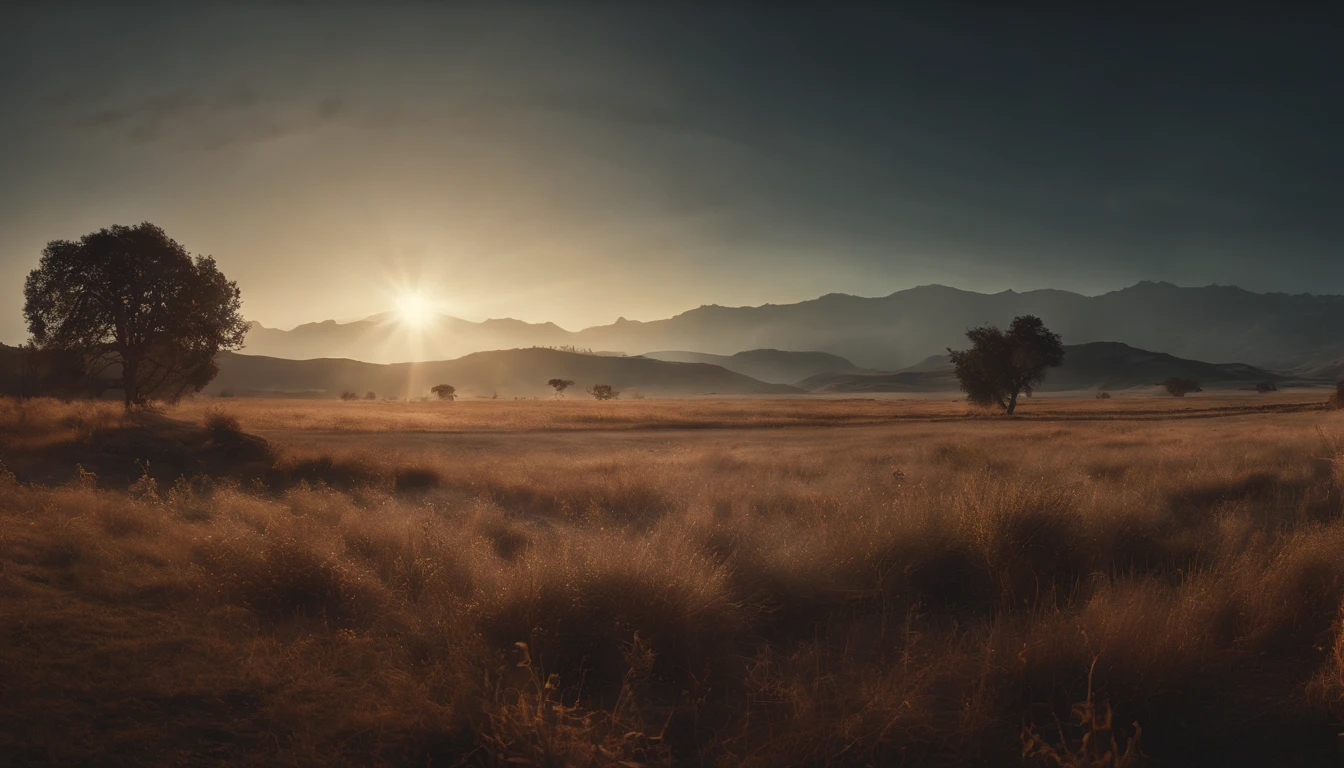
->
[2, 3, 1341, 341]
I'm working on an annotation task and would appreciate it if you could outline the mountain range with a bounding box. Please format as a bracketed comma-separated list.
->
[800, 342, 1285, 394]
[203, 348, 802, 399]
[639, 349, 868, 385]
[240, 282, 1344, 371]
[0, 341, 1302, 401]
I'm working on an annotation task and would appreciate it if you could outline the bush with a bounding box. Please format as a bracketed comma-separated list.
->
[363, 391, 377, 401]
[1255, 382, 1278, 393]
[1161, 377, 1201, 397]
[340, 391, 359, 401]
[203, 408, 242, 437]
[588, 384, 618, 401]
[1095, 392, 1111, 400]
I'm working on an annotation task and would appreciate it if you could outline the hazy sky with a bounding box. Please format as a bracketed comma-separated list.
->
[2, 3, 1341, 343]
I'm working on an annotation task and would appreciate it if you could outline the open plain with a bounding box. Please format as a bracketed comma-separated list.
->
[4, 393, 1344, 766]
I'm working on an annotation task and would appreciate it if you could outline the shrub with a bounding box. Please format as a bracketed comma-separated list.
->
[1255, 381, 1278, 393]
[363, 391, 377, 401]
[1160, 377, 1201, 397]
[340, 391, 359, 401]
[588, 384, 618, 401]
[1096, 392, 1111, 400]
[203, 408, 242, 437]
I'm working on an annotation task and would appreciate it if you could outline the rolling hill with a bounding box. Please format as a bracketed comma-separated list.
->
[798, 341, 1289, 394]
[239, 282, 1344, 372]
[639, 349, 865, 384]
[204, 348, 803, 399]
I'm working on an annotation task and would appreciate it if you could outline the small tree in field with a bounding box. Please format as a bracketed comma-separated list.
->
[23, 222, 247, 407]
[1254, 381, 1277, 393]
[1161, 377, 1201, 397]
[431, 384, 456, 401]
[948, 315, 1064, 415]
[364, 391, 377, 401]
[1330, 381, 1344, 409]
[340, 391, 359, 401]
[548, 378, 575, 398]
[588, 384, 618, 401]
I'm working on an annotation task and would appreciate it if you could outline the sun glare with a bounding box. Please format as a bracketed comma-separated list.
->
[395, 292, 434, 327]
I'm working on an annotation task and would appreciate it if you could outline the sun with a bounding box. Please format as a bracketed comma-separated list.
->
[395, 292, 435, 327]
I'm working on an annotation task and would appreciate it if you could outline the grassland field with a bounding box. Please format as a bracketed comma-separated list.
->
[3, 391, 1344, 766]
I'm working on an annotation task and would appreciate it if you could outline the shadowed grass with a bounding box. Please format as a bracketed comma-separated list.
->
[3, 395, 1344, 765]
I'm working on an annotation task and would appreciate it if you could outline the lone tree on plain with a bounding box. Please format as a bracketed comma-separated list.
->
[23, 223, 247, 408]
[1161, 377, 1202, 397]
[1255, 381, 1278, 393]
[431, 384, 456, 401]
[588, 384, 618, 400]
[340, 391, 359, 401]
[364, 391, 377, 401]
[948, 315, 1064, 415]
[548, 378, 575, 398]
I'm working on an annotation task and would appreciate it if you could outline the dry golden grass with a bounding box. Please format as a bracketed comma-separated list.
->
[3, 394, 1344, 765]
[165, 390, 1331, 434]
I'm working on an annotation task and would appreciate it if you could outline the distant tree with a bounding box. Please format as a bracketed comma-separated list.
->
[588, 384, 618, 401]
[947, 315, 1064, 415]
[1161, 377, 1202, 397]
[23, 222, 247, 407]
[626, 388, 645, 400]
[1095, 392, 1111, 400]
[548, 378, 575, 398]
[431, 384, 456, 401]
[1254, 381, 1278, 393]
[340, 391, 359, 401]
[1331, 381, 1344, 409]
[364, 391, 377, 401]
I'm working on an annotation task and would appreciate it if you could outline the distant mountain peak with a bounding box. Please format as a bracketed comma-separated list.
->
[240, 281, 1344, 372]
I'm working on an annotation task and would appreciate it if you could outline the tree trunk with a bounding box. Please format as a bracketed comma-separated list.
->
[122, 356, 138, 409]
[1006, 389, 1019, 415]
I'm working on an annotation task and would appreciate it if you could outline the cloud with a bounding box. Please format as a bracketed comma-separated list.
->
[69, 87, 347, 150]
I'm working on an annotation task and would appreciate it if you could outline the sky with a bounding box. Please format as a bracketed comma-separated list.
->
[2, 3, 1341, 343]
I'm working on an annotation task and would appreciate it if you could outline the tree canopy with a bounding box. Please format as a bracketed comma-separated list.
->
[548, 378, 575, 397]
[947, 315, 1064, 415]
[431, 384, 457, 401]
[1161, 377, 1202, 397]
[23, 223, 246, 407]
[588, 384, 618, 400]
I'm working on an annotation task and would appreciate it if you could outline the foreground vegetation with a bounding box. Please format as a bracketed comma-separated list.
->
[4, 396, 1344, 765]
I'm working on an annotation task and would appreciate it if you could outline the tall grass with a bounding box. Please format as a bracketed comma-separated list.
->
[2, 397, 1344, 764]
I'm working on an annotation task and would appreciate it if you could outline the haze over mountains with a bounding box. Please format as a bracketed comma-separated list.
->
[242, 282, 1344, 372]
[801, 342, 1285, 394]
[204, 348, 802, 400]
[640, 350, 868, 385]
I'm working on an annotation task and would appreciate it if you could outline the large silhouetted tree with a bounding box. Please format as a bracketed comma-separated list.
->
[948, 315, 1064, 415]
[548, 378, 575, 398]
[23, 223, 247, 407]
[431, 384, 456, 401]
